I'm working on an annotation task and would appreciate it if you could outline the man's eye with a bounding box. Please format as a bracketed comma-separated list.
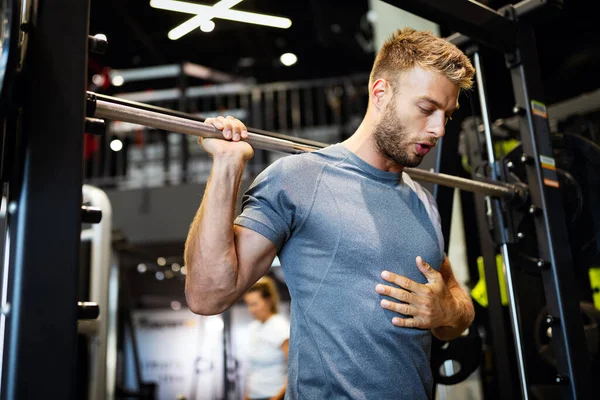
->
[419, 107, 432, 114]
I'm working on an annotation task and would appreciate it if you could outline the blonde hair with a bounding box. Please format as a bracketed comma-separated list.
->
[247, 275, 280, 314]
[369, 27, 475, 91]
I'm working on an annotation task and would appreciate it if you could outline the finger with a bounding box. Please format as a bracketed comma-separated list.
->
[380, 299, 416, 317]
[416, 256, 440, 283]
[392, 317, 420, 329]
[205, 117, 224, 131]
[381, 270, 429, 295]
[214, 116, 232, 139]
[226, 116, 244, 141]
[240, 121, 248, 139]
[376, 284, 418, 305]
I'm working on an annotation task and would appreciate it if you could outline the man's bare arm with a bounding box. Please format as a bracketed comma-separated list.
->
[184, 116, 277, 315]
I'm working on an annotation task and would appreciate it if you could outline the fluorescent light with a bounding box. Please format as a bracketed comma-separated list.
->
[169, 14, 206, 39]
[110, 139, 123, 152]
[110, 64, 181, 82]
[168, 0, 243, 40]
[280, 52, 297, 66]
[151, 0, 292, 29]
[200, 20, 215, 32]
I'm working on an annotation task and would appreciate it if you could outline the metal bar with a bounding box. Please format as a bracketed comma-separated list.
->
[508, 22, 591, 397]
[382, 0, 516, 52]
[499, 243, 529, 399]
[291, 89, 301, 132]
[90, 92, 328, 149]
[178, 65, 190, 183]
[95, 99, 322, 154]
[464, 120, 519, 400]
[278, 90, 288, 132]
[111, 74, 369, 104]
[93, 98, 523, 201]
[402, 168, 517, 200]
[474, 51, 530, 399]
[82, 185, 113, 400]
[304, 87, 314, 127]
[1, 0, 89, 398]
[445, 0, 549, 49]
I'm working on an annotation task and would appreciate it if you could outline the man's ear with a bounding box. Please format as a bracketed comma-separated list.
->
[370, 78, 391, 112]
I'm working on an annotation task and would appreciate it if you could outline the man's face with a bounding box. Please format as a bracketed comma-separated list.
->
[373, 67, 460, 168]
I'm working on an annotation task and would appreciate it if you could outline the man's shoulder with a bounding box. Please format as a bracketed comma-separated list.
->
[402, 171, 437, 204]
[264, 145, 341, 178]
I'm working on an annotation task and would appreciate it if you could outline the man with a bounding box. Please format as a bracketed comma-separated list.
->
[184, 27, 476, 399]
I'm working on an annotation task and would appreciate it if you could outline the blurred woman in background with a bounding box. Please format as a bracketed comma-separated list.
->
[243, 276, 290, 400]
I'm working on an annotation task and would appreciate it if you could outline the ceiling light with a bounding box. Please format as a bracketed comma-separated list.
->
[111, 75, 124, 86]
[200, 19, 215, 32]
[110, 139, 123, 152]
[92, 74, 105, 86]
[280, 52, 297, 66]
[151, 0, 292, 30]
[157, 257, 166, 266]
[167, 0, 242, 40]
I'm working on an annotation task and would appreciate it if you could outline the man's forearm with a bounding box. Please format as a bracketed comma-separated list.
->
[184, 155, 247, 314]
[431, 286, 475, 341]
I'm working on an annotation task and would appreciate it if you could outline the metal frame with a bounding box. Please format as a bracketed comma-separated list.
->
[472, 49, 531, 399]
[0, 0, 90, 399]
[464, 126, 520, 400]
[507, 13, 591, 397]
[81, 185, 116, 400]
[381, 0, 517, 52]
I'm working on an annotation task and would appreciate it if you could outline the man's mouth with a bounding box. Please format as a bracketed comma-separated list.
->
[415, 142, 433, 156]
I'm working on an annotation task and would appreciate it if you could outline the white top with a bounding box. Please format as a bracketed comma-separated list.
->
[246, 313, 290, 398]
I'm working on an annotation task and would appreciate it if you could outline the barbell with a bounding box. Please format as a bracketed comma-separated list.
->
[86, 92, 527, 203]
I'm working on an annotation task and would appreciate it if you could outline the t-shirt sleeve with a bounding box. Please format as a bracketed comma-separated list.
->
[234, 158, 298, 250]
[422, 188, 445, 255]
[267, 315, 290, 347]
[402, 173, 445, 255]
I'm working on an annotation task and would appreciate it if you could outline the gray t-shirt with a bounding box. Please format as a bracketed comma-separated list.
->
[235, 143, 445, 400]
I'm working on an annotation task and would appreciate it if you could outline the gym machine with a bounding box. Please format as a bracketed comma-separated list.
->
[0, 0, 594, 399]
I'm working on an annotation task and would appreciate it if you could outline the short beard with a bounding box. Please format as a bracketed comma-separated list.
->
[373, 102, 424, 168]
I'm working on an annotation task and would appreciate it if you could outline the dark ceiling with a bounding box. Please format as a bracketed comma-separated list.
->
[89, 0, 599, 108]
